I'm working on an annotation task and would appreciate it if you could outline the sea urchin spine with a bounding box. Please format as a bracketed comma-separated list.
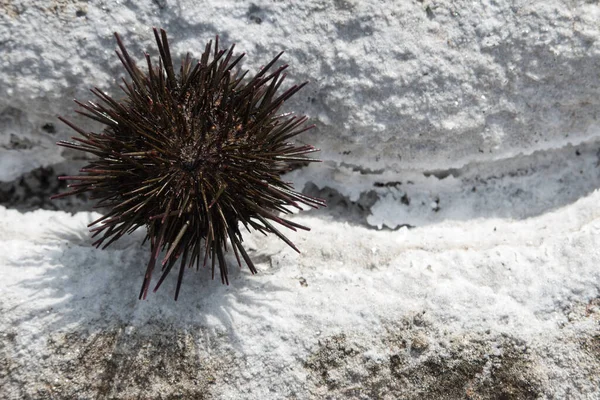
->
[52, 28, 325, 300]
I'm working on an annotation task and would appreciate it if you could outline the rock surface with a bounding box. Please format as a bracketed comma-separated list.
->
[1, 1, 600, 399]
[1, 0, 599, 181]
[1, 188, 600, 398]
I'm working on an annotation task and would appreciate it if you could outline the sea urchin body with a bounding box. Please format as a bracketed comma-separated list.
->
[52, 28, 325, 300]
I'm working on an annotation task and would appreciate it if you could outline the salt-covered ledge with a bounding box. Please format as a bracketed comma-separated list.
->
[1, 186, 599, 398]
[1, 0, 600, 181]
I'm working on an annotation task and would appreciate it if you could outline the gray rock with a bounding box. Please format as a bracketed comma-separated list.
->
[1, 0, 599, 182]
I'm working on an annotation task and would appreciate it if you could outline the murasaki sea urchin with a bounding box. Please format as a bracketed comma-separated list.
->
[52, 28, 325, 300]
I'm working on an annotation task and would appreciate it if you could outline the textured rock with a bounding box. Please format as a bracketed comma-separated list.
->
[2, 188, 600, 398]
[1, 0, 599, 182]
[2, 3, 600, 399]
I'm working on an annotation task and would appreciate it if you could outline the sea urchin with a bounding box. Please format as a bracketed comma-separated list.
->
[52, 28, 325, 300]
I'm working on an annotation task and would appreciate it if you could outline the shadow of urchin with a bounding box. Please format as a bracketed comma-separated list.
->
[52, 28, 325, 300]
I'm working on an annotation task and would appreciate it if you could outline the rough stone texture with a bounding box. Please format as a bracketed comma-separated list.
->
[2, 189, 600, 398]
[2, 2, 600, 398]
[1, 0, 600, 182]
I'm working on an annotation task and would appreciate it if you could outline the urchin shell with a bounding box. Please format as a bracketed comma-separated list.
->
[52, 28, 325, 300]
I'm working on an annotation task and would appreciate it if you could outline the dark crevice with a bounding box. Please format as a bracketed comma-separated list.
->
[0, 163, 91, 213]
